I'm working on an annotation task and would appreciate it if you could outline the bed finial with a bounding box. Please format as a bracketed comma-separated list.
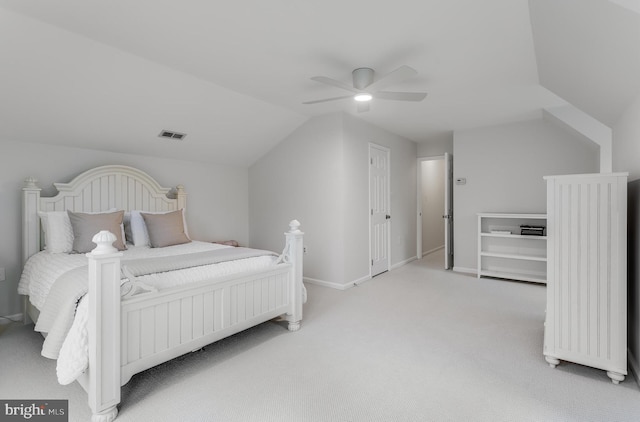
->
[174, 184, 187, 210]
[23, 176, 40, 190]
[90, 231, 119, 255]
[288, 219, 301, 234]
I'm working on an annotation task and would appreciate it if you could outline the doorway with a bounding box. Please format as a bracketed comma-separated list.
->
[416, 154, 453, 269]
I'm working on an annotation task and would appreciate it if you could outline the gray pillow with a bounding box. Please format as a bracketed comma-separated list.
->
[67, 210, 127, 253]
[141, 209, 191, 248]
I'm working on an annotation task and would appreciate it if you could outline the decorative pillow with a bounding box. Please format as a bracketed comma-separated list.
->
[39, 208, 119, 253]
[38, 211, 74, 253]
[125, 209, 189, 246]
[140, 209, 191, 248]
[67, 210, 127, 253]
[123, 211, 134, 243]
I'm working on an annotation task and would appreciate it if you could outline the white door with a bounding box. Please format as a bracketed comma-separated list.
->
[443, 152, 453, 269]
[370, 144, 390, 277]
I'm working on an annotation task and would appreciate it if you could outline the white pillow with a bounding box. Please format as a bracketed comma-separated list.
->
[39, 208, 119, 254]
[39, 211, 74, 253]
[125, 209, 189, 247]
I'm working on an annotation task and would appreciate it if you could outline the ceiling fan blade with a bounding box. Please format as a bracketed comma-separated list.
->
[366, 65, 417, 92]
[310, 76, 359, 93]
[357, 102, 370, 113]
[374, 91, 427, 101]
[302, 95, 353, 105]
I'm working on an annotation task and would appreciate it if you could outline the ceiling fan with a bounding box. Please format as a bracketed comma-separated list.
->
[303, 65, 427, 112]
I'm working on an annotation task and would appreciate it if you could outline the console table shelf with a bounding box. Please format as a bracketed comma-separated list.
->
[477, 213, 547, 284]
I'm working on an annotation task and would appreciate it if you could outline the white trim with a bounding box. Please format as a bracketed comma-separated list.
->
[351, 275, 373, 286]
[0, 313, 23, 325]
[391, 256, 417, 270]
[304, 277, 352, 290]
[306, 256, 419, 291]
[417, 155, 446, 161]
[453, 266, 477, 276]
[304, 274, 372, 290]
[422, 245, 444, 257]
[628, 350, 640, 387]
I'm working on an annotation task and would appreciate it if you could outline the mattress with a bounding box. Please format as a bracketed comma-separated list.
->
[18, 241, 277, 310]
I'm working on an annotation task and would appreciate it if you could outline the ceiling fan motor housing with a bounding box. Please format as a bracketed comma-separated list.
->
[352, 68, 374, 90]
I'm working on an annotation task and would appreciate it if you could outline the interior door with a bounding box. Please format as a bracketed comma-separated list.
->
[443, 152, 453, 269]
[370, 144, 390, 277]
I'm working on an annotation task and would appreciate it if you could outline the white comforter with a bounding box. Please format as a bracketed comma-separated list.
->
[18, 241, 279, 384]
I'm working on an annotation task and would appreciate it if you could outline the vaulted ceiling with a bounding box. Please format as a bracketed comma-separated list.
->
[0, 0, 638, 166]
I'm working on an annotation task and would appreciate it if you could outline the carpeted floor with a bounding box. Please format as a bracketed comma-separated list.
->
[2, 250, 640, 421]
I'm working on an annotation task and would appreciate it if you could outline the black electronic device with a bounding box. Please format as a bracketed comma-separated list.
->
[520, 225, 545, 236]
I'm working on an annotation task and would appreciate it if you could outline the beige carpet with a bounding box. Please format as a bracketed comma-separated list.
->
[2, 250, 640, 421]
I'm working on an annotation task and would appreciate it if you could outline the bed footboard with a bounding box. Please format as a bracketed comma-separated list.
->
[84, 221, 304, 422]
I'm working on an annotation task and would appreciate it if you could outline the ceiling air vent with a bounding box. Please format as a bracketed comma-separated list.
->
[158, 130, 187, 140]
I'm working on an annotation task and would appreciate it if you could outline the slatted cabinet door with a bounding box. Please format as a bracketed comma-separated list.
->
[544, 172, 628, 384]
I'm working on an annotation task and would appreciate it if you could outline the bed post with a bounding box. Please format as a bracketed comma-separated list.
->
[86, 231, 122, 422]
[22, 177, 41, 264]
[22, 177, 41, 324]
[175, 184, 187, 210]
[285, 220, 304, 331]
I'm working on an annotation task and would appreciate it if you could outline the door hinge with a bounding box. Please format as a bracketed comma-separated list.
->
[371, 209, 373, 215]
[371, 260, 374, 266]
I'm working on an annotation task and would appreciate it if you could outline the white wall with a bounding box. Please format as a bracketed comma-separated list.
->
[613, 93, 640, 181]
[452, 118, 599, 273]
[421, 159, 445, 255]
[343, 114, 418, 275]
[249, 112, 417, 288]
[417, 132, 454, 157]
[249, 113, 345, 285]
[0, 140, 249, 318]
[612, 91, 640, 377]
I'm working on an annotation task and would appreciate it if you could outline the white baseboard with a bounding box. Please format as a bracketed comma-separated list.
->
[628, 349, 640, 387]
[305, 257, 417, 290]
[0, 313, 23, 325]
[352, 274, 373, 286]
[422, 245, 444, 257]
[391, 256, 417, 270]
[453, 266, 477, 276]
[304, 277, 354, 291]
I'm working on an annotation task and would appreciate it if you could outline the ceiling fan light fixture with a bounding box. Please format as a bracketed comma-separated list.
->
[354, 93, 372, 102]
[303, 65, 426, 110]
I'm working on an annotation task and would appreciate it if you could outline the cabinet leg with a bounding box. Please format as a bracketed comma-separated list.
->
[287, 321, 301, 332]
[606, 371, 625, 385]
[91, 406, 118, 422]
[545, 355, 560, 368]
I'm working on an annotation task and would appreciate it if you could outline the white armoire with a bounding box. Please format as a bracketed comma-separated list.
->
[543, 173, 628, 384]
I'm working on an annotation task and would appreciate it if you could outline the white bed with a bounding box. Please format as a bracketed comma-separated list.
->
[20, 165, 304, 422]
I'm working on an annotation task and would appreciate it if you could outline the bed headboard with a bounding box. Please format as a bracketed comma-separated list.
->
[22, 165, 187, 263]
